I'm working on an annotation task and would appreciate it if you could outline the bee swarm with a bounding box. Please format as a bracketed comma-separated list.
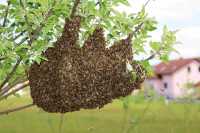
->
[28, 16, 146, 113]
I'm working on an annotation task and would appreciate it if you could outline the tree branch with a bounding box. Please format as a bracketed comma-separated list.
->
[0, 1, 57, 92]
[30, 8, 53, 42]
[143, 52, 157, 61]
[127, 0, 152, 40]
[0, 81, 29, 101]
[59, 114, 65, 133]
[125, 98, 153, 133]
[144, 0, 151, 8]
[2, 0, 10, 27]
[70, 0, 80, 18]
[0, 58, 22, 90]
[0, 103, 35, 116]
[96, 1, 100, 6]
[31, 0, 57, 41]
[0, 56, 6, 62]
[13, 30, 26, 41]
[0, 79, 28, 96]
[19, 0, 33, 45]
[143, 47, 163, 61]
[17, 0, 57, 46]
[128, 22, 144, 40]
[16, 37, 29, 45]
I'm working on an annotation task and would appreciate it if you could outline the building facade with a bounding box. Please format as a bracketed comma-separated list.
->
[147, 58, 200, 98]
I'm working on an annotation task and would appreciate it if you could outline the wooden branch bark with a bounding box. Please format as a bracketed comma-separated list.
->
[0, 58, 22, 90]
[0, 103, 35, 116]
[2, 0, 10, 27]
[0, 56, 6, 62]
[127, 0, 152, 40]
[16, 37, 29, 45]
[144, 0, 152, 8]
[0, 79, 28, 97]
[19, 0, 33, 45]
[143, 47, 163, 61]
[16, 0, 56, 45]
[0, 1, 58, 90]
[128, 22, 144, 40]
[144, 53, 156, 61]
[13, 30, 26, 41]
[0, 81, 29, 101]
[0, 78, 27, 95]
[70, 0, 80, 18]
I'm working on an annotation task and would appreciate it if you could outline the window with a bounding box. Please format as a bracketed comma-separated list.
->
[164, 82, 168, 88]
[187, 66, 191, 73]
[161, 82, 168, 92]
[157, 74, 163, 80]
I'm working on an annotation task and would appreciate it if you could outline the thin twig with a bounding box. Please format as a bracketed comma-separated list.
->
[0, 1, 57, 93]
[140, 0, 164, 62]
[128, 22, 144, 40]
[16, 37, 29, 45]
[1, 1, 56, 89]
[128, 0, 160, 62]
[144, 0, 151, 8]
[143, 47, 163, 61]
[126, 98, 153, 133]
[19, 0, 29, 24]
[2, 0, 10, 27]
[0, 78, 27, 96]
[120, 109, 129, 133]
[96, 1, 100, 6]
[47, 114, 56, 133]
[0, 81, 29, 101]
[0, 103, 35, 116]
[59, 114, 65, 133]
[16, 0, 56, 45]
[0, 56, 6, 62]
[128, 0, 152, 40]
[35, 0, 56, 30]
[28, 0, 56, 43]
[143, 53, 157, 61]
[19, 0, 33, 44]
[70, 0, 80, 18]
[13, 30, 26, 41]
[31, 11, 53, 42]
[0, 58, 22, 90]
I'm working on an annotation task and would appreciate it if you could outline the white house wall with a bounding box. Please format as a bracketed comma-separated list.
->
[148, 60, 200, 98]
[172, 60, 200, 97]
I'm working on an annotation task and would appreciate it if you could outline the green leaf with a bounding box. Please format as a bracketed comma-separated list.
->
[10, 0, 18, 5]
[150, 41, 161, 51]
[13, 93, 21, 98]
[0, 0, 177, 96]
[160, 54, 169, 62]
[120, 96, 132, 110]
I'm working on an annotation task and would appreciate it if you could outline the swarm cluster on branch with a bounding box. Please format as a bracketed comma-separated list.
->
[28, 16, 146, 113]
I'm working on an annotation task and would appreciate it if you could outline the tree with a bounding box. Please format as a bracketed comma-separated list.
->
[0, 0, 176, 115]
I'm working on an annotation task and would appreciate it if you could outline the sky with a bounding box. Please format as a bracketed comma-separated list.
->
[124, 0, 200, 59]
[0, 0, 200, 60]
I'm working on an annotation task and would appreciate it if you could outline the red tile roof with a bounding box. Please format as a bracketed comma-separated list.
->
[154, 58, 200, 75]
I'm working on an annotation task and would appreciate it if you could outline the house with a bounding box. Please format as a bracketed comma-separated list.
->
[147, 58, 200, 99]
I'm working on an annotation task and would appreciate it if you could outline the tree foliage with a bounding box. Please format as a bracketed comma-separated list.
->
[0, 0, 176, 102]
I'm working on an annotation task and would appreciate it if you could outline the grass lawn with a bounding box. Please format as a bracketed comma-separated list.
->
[0, 95, 200, 133]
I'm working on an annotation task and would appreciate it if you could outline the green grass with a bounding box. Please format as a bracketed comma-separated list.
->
[1, 95, 200, 133]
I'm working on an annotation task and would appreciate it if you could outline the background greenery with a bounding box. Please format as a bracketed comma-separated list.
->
[0, 0, 176, 86]
[1, 92, 200, 133]
[0, 0, 181, 132]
